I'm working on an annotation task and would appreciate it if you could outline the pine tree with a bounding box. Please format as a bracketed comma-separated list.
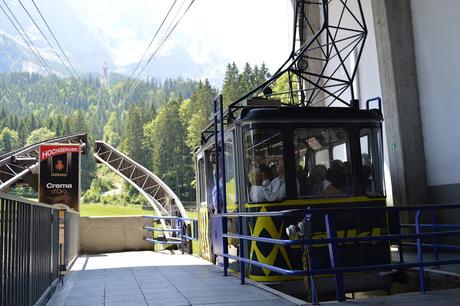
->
[239, 62, 254, 96]
[103, 112, 122, 148]
[122, 106, 147, 166]
[54, 115, 64, 136]
[185, 79, 217, 150]
[145, 97, 194, 200]
[222, 62, 240, 106]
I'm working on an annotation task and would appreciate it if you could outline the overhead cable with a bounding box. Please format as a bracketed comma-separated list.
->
[127, 0, 178, 81]
[123, 0, 195, 103]
[30, 0, 80, 79]
[17, 0, 76, 79]
[0, 1, 58, 81]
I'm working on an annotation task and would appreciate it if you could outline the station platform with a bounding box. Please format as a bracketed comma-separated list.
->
[47, 250, 460, 306]
[46, 251, 303, 306]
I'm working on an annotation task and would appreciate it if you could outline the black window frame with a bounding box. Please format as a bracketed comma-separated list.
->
[240, 120, 383, 201]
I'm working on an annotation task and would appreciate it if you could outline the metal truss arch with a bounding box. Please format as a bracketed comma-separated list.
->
[93, 141, 188, 230]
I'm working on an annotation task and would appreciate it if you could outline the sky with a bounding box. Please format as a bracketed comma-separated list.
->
[63, 0, 294, 77]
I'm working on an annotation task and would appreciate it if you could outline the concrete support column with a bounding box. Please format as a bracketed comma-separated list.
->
[371, 0, 427, 206]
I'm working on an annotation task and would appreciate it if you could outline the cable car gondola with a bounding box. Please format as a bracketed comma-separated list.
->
[195, 0, 394, 297]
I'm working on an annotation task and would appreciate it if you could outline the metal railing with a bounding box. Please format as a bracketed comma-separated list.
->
[215, 203, 460, 304]
[1, 193, 61, 306]
[63, 210, 80, 270]
[143, 215, 198, 254]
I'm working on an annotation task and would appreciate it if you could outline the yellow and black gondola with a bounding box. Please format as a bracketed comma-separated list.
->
[195, 104, 393, 292]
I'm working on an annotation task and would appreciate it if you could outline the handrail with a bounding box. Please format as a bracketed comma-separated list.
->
[366, 96, 382, 111]
[0, 191, 61, 210]
[143, 226, 181, 233]
[143, 215, 198, 254]
[216, 204, 460, 304]
[215, 202, 460, 218]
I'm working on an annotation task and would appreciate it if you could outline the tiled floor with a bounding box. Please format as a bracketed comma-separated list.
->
[47, 251, 300, 306]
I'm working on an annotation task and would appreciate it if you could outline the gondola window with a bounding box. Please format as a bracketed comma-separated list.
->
[294, 128, 352, 197]
[244, 128, 286, 203]
[224, 134, 237, 210]
[360, 128, 384, 196]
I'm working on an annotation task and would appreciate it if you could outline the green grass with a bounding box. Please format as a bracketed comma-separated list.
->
[80, 204, 148, 217]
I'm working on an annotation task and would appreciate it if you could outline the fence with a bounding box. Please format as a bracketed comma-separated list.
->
[143, 216, 198, 254]
[216, 203, 460, 304]
[0, 193, 60, 306]
[64, 210, 80, 270]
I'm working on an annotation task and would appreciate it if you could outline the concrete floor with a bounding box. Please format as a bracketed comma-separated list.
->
[46, 251, 302, 306]
[47, 250, 460, 306]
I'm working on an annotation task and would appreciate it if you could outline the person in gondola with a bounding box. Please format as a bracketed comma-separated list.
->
[250, 159, 286, 202]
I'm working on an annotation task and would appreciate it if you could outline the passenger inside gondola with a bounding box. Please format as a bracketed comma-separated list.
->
[250, 160, 286, 202]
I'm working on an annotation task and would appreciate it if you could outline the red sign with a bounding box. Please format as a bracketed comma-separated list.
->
[40, 145, 80, 161]
[39, 144, 81, 211]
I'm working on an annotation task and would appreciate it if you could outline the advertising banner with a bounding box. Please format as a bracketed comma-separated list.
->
[39, 144, 81, 211]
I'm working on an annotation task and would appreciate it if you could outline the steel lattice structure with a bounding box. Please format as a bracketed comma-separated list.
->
[229, 0, 367, 114]
[94, 141, 187, 231]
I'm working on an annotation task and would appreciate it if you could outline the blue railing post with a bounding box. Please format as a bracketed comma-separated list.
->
[415, 210, 426, 294]
[239, 215, 245, 284]
[180, 219, 185, 254]
[303, 211, 318, 305]
[213, 94, 229, 276]
[393, 210, 404, 263]
[397, 211, 404, 263]
[151, 219, 155, 251]
[431, 209, 440, 266]
[325, 212, 345, 302]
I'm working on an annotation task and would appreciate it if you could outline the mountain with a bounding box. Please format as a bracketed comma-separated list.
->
[0, 34, 31, 72]
[0, 1, 227, 85]
[0, 33, 70, 76]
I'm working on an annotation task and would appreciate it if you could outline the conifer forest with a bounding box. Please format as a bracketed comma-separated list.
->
[0, 63, 270, 204]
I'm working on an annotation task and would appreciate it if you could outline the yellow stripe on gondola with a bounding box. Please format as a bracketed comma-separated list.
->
[245, 196, 385, 208]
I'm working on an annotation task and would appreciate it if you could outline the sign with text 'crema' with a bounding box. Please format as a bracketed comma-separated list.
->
[39, 144, 81, 211]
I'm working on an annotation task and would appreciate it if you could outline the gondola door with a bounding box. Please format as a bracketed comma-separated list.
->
[196, 150, 214, 262]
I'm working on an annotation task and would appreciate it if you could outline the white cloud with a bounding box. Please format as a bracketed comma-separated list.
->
[64, 0, 293, 76]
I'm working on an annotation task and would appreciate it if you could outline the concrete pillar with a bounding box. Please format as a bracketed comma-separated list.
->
[371, 0, 427, 206]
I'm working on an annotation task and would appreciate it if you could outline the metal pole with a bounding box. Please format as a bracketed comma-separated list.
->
[214, 94, 229, 276]
[304, 211, 318, 305]
[431, 209, 440, 266]
[325, 212, 345, 302]
[180, 219, 185, 255]
[238, 216, 245, 284]
[415, 210, 426, 294]
[398, 211, 404, 263]
[219, 95, 229, 277]
[306, 242, 318, 305]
